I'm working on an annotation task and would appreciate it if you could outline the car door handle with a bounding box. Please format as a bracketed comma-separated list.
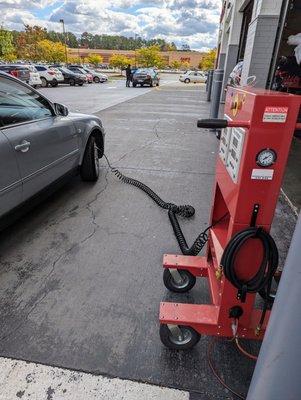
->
[15, 140, 31, 153]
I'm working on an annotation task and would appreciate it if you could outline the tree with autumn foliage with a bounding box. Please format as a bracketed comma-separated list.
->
[15, 25, 47, 60]
[198, 48, 217, 70]
[37, 39, 65, 63]
[109, 54, 132, 72]
[136, 45, 165, 68]
[0, 28, 16, 60]
[87, 54, 103, 67]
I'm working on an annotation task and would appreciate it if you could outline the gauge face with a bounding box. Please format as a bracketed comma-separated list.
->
[256, 149, 277, 167]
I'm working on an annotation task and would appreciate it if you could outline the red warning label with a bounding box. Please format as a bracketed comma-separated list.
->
[263, 106, 288, 123]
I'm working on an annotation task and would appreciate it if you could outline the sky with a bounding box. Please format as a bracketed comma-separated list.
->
[0, 0, 222, 51]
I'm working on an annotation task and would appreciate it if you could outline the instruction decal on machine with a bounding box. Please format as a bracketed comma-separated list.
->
[263, 107, 288, 123]
[251, 169, 274, 180]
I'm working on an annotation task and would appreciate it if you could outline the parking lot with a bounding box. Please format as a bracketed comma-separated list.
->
[0, 74, 297, 399]
[39, 74, 178, 114]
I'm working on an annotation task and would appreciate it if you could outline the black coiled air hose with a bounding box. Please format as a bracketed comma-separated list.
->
[103, 154, 217, 255]
[221, 227, 279, 303]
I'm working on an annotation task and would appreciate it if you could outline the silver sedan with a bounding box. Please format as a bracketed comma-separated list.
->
[0, 71, 105, 227]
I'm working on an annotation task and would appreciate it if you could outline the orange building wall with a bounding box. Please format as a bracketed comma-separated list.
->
[68, 48, 204, 68]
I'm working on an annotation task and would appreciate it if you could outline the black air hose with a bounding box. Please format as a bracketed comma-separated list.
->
[221, 227, 279, 302]
[103, 154, 221, 255]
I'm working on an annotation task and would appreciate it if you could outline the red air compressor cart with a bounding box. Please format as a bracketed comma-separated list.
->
[159, 87, 301, 349]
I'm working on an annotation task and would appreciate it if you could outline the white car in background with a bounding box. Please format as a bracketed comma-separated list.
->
[82, 67, 108, 83]
[27, 65, 42, 88]
[179, 71, 207, 84]
[35, 65, 64, 87]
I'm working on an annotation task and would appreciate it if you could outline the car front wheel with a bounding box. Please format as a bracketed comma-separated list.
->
[80, 136, 100, 182]
[184, 78, 190, 84]
[94, 76, 100, 83]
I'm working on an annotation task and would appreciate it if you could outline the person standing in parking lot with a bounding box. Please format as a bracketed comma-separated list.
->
[126, 64, 132, 87]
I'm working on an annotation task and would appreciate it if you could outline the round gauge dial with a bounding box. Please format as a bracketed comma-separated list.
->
[256, 149, 277, 167]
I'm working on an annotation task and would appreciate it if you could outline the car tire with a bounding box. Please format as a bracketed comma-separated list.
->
[150, 80, 153, 87]
[94, 76, 100, 83]
[41, 77, 48, 88]
[80, 136, 99, 182]
[51, 81, 58, 87]
[156, 81, 159, 87]
[78, 82, 84, 86]
[69, 79, 75, 86]
[184, 78, 190, 84]
[133, 82, 137, 87]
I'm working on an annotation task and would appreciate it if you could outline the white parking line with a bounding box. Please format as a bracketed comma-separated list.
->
[0, 357, 189, 400]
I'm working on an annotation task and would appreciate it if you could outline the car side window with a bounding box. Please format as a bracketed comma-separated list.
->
[0, 76, 53, 128]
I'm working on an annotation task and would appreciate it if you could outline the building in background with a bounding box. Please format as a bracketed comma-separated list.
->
[68, 48, 205, 69]
[217, 0, 301, 97]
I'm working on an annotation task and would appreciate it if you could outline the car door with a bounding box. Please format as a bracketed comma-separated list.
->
[0, 74, 80, 202]
[192, 72, 199, 83]
[0, 131, 22, 218]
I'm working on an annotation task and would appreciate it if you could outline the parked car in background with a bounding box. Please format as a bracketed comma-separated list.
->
[56, 67, 87, 86]
[68, 66, 93, 83]
[35, 65, 64, 87]
[0, 64, 30, 83]
[0, 71, 105, 228]
[26, 65, 42, 88]
[132, 68, 160, 87]
[179, 71, 207, 84]
[81, 66, 108, 83]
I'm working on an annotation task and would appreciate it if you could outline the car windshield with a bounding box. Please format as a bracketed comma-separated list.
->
[135, 69, 150, 74]
[60, 67, 74, 74]
[26, 65, 37, 72]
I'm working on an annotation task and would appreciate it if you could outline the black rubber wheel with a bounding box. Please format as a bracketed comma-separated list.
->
[78, 82, 84, 86]
[41, 77, 48, 87]
[163, 269, 196, 293]
[94, 76, 100, 83]
[160, 324, 200, 350]
[150, 80, 153, 87]
[184, 78, 190, 84]
[80, 136, 100, 182]
[133, 82, 137, 87]
[69, 79, 75, 86]
[51, 81, 58, 87]
[156, 81, 159, 87]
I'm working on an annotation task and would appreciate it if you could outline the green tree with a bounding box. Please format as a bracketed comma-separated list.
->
[109, 54, 132, 72]
[37, 39, 65, 63]
[47, 30, 78, 48]
[87, 54, 103, 66]
[0, 28, 15, 60]
[198, 48, 217, 70]
[136, 45, 164, 68]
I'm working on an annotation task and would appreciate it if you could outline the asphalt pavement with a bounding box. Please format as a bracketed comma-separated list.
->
[39, 74, 178, 114]
[0, 75, 297, 399]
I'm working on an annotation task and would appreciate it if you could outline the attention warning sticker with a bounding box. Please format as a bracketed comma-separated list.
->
[263, 107, 288, 123]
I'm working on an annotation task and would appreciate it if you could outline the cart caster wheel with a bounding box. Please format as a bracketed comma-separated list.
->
[160, 324, 200, 350]
[163, 268, 196, 293]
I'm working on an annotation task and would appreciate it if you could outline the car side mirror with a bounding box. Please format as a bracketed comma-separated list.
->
[54, 103, 69, 116]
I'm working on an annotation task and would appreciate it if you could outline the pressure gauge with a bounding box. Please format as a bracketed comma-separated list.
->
[256, 148, 277, 167]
